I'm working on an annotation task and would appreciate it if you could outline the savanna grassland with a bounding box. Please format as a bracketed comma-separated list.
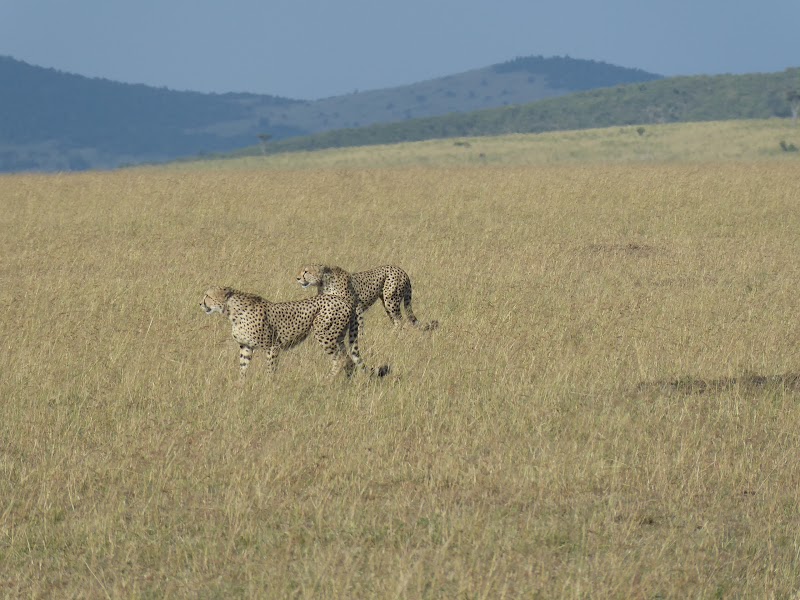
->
[194, 119, 800, 170]
[2, 122, 800, 598]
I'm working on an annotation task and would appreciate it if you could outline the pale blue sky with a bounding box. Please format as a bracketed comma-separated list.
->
[1, 0, 797, 100]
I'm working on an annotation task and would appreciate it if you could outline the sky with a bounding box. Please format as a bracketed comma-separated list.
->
[1, 0, 798, 100]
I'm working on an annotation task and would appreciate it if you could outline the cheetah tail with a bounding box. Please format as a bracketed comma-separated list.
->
[370, 364, 391, 378]
[420, 320, 439, 332]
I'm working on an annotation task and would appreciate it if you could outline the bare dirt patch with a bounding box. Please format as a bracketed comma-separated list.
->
[636, 373, 800, 396]
[586, 242, 659, 257]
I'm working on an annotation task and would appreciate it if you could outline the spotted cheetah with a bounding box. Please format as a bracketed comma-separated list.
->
[293, 265, 365, 367]
[296, 264, 439, 331]
[200, 287, 388, 382]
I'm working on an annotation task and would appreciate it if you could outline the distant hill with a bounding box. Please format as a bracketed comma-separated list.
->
[224, 69, 800, 158]
[0, 56, 301, 171]
[0, 55, 660, 172]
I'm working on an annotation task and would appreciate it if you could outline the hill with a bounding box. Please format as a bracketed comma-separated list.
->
[0, 55, 660, 172]
[225, 69, 800, 158]
[0, 56, 301, 172]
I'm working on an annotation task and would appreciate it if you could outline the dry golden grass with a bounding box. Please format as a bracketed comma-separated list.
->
[2, 158, 800, 597]
[178, 119, 800, 170]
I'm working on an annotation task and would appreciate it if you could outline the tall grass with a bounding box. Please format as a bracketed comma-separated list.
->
[1, 159, 800, 597]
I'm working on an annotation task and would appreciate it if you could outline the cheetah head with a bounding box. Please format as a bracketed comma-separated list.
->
[201, 287, 234, 315]
[296, 264, 327, 289]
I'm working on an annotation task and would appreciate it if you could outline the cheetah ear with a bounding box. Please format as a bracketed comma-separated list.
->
[224, 288, 234, 300]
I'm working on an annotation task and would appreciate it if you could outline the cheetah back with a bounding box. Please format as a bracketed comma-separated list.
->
[266, 295, 351, 349]
[350, 265, 410, 309]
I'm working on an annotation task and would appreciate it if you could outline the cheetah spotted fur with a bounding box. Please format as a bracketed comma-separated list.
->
[201, 287, 388, 382]
[296, 264, 439, 331]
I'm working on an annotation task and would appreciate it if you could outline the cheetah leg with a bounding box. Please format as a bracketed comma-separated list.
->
[314, 328, 355, 379]
[344, 335, 390, 378]
[340, 345, 356, 379]
[382, 290, 404, 326]
[347, 306, 366, 369]
[264, 345, 280, 374]
[314, 315, 388, 379]
[314, 322, 355, 379]
[238, 344, 254, 382]
[357, 304, 366, 336]
[400, 282, 421, 327]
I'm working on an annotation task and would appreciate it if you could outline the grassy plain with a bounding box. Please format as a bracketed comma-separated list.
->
[185, 118, 800, 170]
[2, 122, 800, 597]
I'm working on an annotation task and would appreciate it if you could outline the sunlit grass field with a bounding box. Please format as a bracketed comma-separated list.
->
[2, 121, 800, 597]
[181, 118, 800, 170]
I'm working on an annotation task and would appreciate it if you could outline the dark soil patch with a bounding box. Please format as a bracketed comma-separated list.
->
[636, 373, 800, 396]
[587, 242, 658, 257]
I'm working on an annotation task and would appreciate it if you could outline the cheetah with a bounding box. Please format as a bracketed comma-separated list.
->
[200, 287, 388, 382]
[296, 264, 439, 332]
[292, 265, 365, 368]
